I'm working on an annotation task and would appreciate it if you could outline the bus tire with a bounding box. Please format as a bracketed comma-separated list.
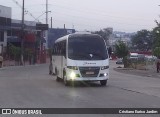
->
[63, 70, 69, 86]
[100, 80, 107, 86]
[52, 68, 56, 76]
[64, 80, 69, 86]
[49, 70, 52, 75]
[49, 63, 53, 75]
[55, 68, 60, 82]
[56, 76, 61, 82]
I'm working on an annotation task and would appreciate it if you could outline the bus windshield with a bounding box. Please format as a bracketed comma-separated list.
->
[68, 36, 108, 60]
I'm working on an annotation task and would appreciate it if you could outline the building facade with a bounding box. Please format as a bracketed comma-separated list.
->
[48, 28, 76, 48]
[0, 5, 76, 65]
[0, 5, 11, 53]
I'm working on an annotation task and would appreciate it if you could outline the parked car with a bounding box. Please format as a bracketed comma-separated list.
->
[130, 53, 138, 59]
[145, 55, 157, 61]
[130, 53, 145, 61]
[116, 58, 123, 64]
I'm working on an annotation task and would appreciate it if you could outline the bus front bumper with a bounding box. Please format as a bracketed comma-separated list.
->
[66, 69, 109, 81]
[67, 76, 109, 81]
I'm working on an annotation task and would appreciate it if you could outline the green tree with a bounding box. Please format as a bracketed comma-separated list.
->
[8, 44, 21, 65]
[151, 20, 160, 58]
[152, 21, 160, 49]
[153, 47, 160, 57]
[25, 48, 33, 59]
[25, 48, 34, 64]
[92, 28, 113, 45]
[115, 41, 129, 68]
[131, 30, 152, 51]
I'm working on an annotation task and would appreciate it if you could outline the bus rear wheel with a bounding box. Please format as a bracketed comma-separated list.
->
[100, 80, 107, 86]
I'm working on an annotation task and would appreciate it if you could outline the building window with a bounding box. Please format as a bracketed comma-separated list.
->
[0, 17, 11, 26]
[0, 31, 4, 42]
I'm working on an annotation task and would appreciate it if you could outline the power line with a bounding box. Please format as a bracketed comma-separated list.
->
[11, 1, 153, 22]
[46, 0, 48, 24]
[12, 0, 38, 21]
[10, 0, 155, 32]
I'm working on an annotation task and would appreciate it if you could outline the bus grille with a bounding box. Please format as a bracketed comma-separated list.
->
[79, 67, 100, 77]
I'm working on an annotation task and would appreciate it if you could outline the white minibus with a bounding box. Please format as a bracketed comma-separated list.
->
[51, 33, 109, 86]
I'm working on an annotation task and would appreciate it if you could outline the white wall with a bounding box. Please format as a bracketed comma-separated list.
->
[0, 5, 11, 18]
[0, 5, 11, 49]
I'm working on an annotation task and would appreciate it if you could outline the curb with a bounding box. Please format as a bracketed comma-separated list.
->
[113, 68, 134, 70]
[0, 63, 49, 70]
[113, 67, 160, 79]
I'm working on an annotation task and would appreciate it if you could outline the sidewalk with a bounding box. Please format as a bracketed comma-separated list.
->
[1, 58, 50, 67]
[112, 59, 160, 79]
[114, 64, 160, 79]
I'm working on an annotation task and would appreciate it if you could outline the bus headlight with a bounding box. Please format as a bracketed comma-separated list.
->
[99, 73, 108, 77]
[101, 66, 109, 70]
[104, 73, 107, 76]
[70, 71, 76, 79]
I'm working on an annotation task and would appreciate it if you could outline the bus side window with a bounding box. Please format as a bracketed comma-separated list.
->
[62, 41, 66, 58]
[53, 44, 56, 55]
[52, 45, 55, 55]
[59, 43, 62, 55]
[58, 43, 62, 55]
[55, 44, 58, 55]
[56, 43, 59, 55]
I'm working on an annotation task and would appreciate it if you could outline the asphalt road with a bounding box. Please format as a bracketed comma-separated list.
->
[0, 61, 160, 117]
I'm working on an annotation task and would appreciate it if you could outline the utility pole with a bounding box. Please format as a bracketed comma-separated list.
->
[51, 17, 52, 28]
[21, 0, 25, 65]
[46, 0, 48, 24]
[64, 24, 66, 29]
[45, 0, 48, 49]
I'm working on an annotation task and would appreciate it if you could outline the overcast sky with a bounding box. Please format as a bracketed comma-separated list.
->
[1, 0, 160, 32]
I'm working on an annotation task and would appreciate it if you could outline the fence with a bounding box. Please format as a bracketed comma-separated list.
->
[129, 57, 156, 72]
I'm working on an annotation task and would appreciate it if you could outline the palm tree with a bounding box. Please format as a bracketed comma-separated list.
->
[9, 44, 21, 65]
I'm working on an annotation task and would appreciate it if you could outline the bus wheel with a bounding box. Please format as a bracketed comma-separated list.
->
[49, 70, 52, 75]
[63, 71, 69, 86]
[55, 68, 60, 82]
[100, 80, 107, 86]
[49, 64, 53, 75]
[56, 77, 61, 82]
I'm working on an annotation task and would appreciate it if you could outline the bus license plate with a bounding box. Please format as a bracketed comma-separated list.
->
[86, 71, 94, 75]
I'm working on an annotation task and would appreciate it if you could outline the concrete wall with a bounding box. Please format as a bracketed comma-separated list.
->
[0, 5, 11, 18]
[0, 5, 11, 50]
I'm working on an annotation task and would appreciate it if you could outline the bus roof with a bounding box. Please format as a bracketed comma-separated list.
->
[55, 33, 101, 43]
